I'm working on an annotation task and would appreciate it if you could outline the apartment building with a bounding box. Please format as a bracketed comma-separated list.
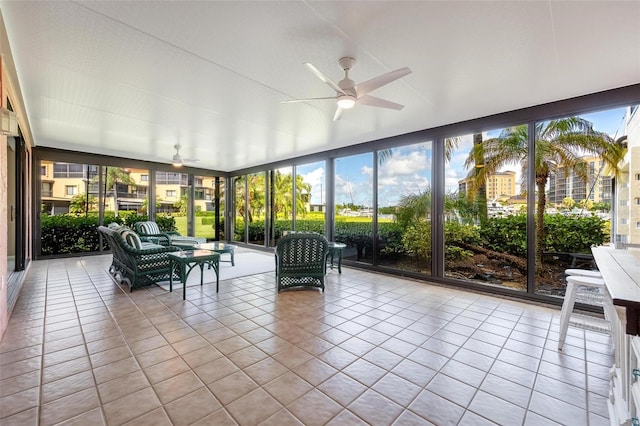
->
[457, 170, 517, 201]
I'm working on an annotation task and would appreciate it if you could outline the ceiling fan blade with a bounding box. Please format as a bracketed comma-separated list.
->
[333, 107, 344, 121]
[281, 97, 336, 104]
[355, 67, 412, 97]
[304, 63, 347, 95]
[357, 95, 404, 110]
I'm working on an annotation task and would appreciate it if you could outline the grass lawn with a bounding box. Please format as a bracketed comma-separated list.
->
[174, 216, 215, 239]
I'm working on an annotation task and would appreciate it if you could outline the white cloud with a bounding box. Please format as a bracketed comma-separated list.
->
[300, 167, 325, 204]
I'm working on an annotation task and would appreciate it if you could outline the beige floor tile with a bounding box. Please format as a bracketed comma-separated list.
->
[41, 370, 95, 404]
[93, 356, 140, 384]
[190, 408, 238, 426]
[0, 406, 39, 426]
[102, 387, 162, 425]
[97, 370, 151, 404]
[293, 358, 338, 386]
[259, 409, 305, 426]
[39, 387, 100, 426]
[264, 371, 314, 405]
[287, 389, 343, 426]
[54, 407, 104, 425]
[194, 357, 239, 384]
[129, 334, 169, 355]
[0, 345, 42, 366]
[181, 345, 223, 368]
[243, 357, 289, 385]
[0, 357, 41, 381]
[136, 345, 179, 368]
[122, 408, 172, 426]
[153, 370, 204, 404]
[208, 371, 259, 405]
[317, 372, 367, 407]
[225, 388, 283, 425]
[144, 357, 191, 384]
[164, 387, 221, 425]
[85, 335, 127, 355]
[0, 386, 40, 419]
[226, 345, 269, 368]
[0, 369, 41, 398]
[42, 356, 92, 384]
[89, 345, 133, 368]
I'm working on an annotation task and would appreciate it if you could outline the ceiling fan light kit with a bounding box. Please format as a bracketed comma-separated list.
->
[172, 144, 183, 167]
[336, 95, 355, 109]
[282, 57, 411, 121]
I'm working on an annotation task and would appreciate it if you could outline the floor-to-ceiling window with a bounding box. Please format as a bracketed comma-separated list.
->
[246, 172, 266, 246]
[192, 174, 223, 241]
[443, 129, 529, 292]
[335, 153, 373, 264]
[270, 167, 293, 246]
[295, 161, 326, 234]
[377, 141, 432, 273]
[232, 175, 246, 243]
[533, 107, 631, 296]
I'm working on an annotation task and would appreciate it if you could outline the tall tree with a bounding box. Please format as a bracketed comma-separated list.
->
[100, 167, 136, 216]
[472, 133, 488, 225]
[465, 117, 613, 268]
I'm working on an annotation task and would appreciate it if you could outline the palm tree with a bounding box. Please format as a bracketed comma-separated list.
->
[465, 117, 613, 268]
[99, 167, 136, 216]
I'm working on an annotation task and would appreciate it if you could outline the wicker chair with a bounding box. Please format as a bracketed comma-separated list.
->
[134, 221, 206, 247]
[275, 233, 329, 292]
[98, 225, 181, 291]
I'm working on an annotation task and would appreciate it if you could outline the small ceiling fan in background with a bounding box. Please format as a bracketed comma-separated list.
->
[282, 57, 412, 121]
[172, 143, 199, 167]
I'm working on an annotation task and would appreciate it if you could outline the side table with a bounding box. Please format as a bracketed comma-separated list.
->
[168, 250, 220, 299]
[327, 242, 346, 273]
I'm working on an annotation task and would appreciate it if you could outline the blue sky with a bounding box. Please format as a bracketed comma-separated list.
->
[298, 106, 630, 208]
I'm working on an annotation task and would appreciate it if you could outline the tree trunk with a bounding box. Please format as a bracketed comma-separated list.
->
[535, 176, 547, 271]
[473, 133, 488, 226]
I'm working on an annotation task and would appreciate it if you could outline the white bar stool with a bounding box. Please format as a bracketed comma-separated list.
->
[558, 275, 614, 350]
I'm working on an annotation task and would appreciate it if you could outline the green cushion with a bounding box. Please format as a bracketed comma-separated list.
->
[138, 221, 160, 235]
[121, 229, 142, 249]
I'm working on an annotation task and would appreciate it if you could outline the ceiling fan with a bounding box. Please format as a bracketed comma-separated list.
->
[282, 57, 411, 121]
[172, 143, 198, 167]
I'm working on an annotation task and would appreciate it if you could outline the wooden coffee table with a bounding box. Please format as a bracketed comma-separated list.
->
[194, 242, 235, 266]
[168, 250, 220, 299]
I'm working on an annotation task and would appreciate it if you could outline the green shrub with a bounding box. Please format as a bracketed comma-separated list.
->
[401, 220, 431, 261]
[544, 214, 607, 253]
[444, 221, 482, 246]
[478, 213, 607, 256]
[479, 214, 528, 256]
[445, 246, 474, 260]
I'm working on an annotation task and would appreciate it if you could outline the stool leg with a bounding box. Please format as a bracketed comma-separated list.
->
[558, 280, 578, 350]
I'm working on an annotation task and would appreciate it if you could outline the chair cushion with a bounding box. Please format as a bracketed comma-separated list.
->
[121, 229, 142, 249]
[138, 221, 161, 235]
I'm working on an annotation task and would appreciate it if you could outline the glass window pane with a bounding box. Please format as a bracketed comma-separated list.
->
[233, 175, 246, 243]
[377, 142, 432, 273]
[248, 172, 266, 246]
[296, 161, 326, 235]
[193, 174, 224, 241]
[537, 107, 630, 296]
[272, 167, 293, 246]
[444, 130, 527, 291]
[335, 153, 373, 264]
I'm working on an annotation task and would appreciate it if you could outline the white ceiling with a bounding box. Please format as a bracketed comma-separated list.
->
[1, 1, 640, 172]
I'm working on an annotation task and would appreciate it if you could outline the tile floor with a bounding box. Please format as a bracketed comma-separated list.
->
[0, 254, 613, 425]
